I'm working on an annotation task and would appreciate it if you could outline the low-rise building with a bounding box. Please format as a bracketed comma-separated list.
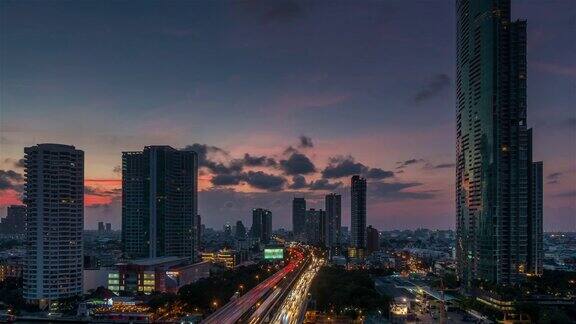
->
[0, 255, 23, 282]
[107, 257, 188, 295]
[165, 261, 212, 293]
[201, 249, 238, 268]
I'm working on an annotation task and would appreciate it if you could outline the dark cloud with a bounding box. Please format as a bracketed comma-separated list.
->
[414, 73, 451, 103]
[298, 135, 314, 148]
[366, 168, 394, 179]
[288, 175, 308, 189]
[113, 165, 122, 174]
[84, 186, 99, 195]
[280, 153, 316, 175]
[321, 156, 365, 178]
[182, 143, 229, 173]
[0, 170, 24, 192]
[308, 179, 342, 191]
[215, 160, 245, 175]
[211, 170, 287, 191]
[3, 158, 25, 169]
[283, 146, 298, 155]
[241, 153, 277, 167]
[322, 156, 394, 180]
[369, 181, 437, 201]
[243, 171, 286, 191]
[211, 174, 243, 186]
[432, 163, 455, 169]
[84, 186, 121, 197]
[422, 160, 456, 170]
[396, 158, 425, 169]
[547, 172, 562, 184]
[184, 143, 272, 176]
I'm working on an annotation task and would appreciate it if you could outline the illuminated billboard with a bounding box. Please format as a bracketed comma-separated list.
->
[264, 248, 284, 260]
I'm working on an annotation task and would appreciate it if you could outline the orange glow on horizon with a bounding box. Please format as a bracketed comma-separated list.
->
[0, 189, 23, 207]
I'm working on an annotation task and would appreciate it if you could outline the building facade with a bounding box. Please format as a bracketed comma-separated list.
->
[0, 256, 23, 282]
[235, 220, 247, 239]
[527, 161, 543, 275]
[292, 197, 306, 241]
[200, 249, 239, 268]
[325, 193, 341, 248]
[251, 208, 272, 244]
[350, 176, 367, 252]
[366, 226, 379, 255]
[196, 214, 202, 251]
[122, 146, 198, 260]
[1, 205, 25, 234]
[107, 256, 188, 295]
[455, 0, 542, 285]
[319, 209, 333, 248]
[305, 209, 324, 246]
[23, 144, 84, 307]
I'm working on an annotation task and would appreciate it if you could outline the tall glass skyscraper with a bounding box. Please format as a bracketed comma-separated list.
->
[292, 197, 306, 241]
[325, 193, 341, 248]
[456, 0, 543, 285]
[527, 161, 543, 275]
[122, 146, 198, 260]
[251, 208, 272, 244]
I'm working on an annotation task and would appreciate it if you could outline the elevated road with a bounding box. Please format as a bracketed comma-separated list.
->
[269, 256, 323, 324]
[246, 255, 312, 324]
[202, 249, 304, 324]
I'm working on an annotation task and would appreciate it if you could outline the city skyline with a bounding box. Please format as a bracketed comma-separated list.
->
[0, 1, 573, 320]
[1, 1, 574, 232]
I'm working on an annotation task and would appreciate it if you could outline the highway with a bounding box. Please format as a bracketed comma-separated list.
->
[202, 249, 305, 324]
[269, 255, 324, 324]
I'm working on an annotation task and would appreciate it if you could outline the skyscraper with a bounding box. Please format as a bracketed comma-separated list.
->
[456, 0, 542, 285]
[350, 175, 367, 255]
[325, 193, 341, 247]
[292, 197, 306, 241]
[1, 205, 25, 234]
[98, 221, 105, 232]
[305, 208, 324, 246]
[319, 209, 332, 248]
[527, 161, 543, 275]
[196, 214, 202, 251]
[235, 220, 247, 239]
[251, 208, 272, 244]
[366, 226, 379, 255]
[122, 146, 198, 260]
[23, 144, 84, 308]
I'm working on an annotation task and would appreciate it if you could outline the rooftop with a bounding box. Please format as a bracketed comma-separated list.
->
[117, 256, 188, 266]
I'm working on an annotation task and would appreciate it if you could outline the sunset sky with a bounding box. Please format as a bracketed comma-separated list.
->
[1, 1, 574, 231]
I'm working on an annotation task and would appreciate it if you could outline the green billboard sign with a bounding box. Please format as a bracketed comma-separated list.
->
[264, 248, 284, 260]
